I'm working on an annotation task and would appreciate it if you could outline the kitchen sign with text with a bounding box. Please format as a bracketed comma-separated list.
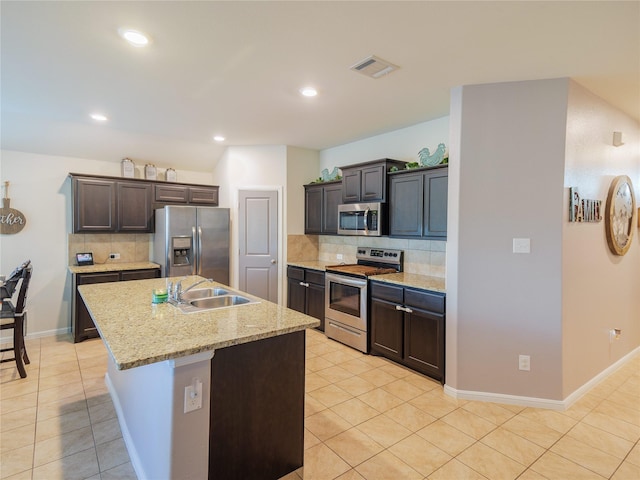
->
[0, 181, 27, 235]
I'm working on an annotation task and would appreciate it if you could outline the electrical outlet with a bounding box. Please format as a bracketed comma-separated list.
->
[519, 355, 530, 371]
[513, 238, 531, 254]
[336, 254, 343, 260]
[109, 253, 120, 259]
[184, 379, 203, 413]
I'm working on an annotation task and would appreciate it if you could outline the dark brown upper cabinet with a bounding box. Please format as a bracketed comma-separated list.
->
[340, 159, 404, 203]
[304, 180, 341, 235]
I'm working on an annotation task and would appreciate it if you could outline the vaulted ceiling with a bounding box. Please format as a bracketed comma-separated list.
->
[2, 1, 638, 171]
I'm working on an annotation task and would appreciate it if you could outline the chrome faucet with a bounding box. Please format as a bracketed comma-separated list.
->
[175, 278, 213, 303]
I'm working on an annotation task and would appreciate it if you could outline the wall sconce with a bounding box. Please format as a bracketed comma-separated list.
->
[613, 131, 624, 147]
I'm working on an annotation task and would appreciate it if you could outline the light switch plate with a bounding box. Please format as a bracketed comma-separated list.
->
[513, 238, 531, 254]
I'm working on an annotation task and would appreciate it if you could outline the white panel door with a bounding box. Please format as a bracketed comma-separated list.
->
[238, 190, 278, 302]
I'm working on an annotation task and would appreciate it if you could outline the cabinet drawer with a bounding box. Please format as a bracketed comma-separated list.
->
[77, 272, 120, 285]
[306, 270, 325, 286]
[287, 266, 304, 281]
[189, 187, 218, 205]
[155, 184, 188, 203]
[370, 281, 403, 304]
[405, 288, 445, 313]
[121, 269, 160, 282]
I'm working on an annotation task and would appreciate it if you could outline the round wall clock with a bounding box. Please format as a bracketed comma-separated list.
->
[605, 175, 636, 256]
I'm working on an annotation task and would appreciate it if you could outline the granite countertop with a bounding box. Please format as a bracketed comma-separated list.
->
[369, 272, 446, 293]
[287, 260, 337, 271]
[78, 276, 320, 370]
[68, 261, 160, 274]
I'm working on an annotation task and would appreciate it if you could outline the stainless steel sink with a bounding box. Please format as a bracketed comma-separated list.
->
[181, 287, 230, 301]
[170, 287, 260, 314]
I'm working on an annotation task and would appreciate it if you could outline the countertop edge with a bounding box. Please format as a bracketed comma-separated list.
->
[69, 262, 161, 274]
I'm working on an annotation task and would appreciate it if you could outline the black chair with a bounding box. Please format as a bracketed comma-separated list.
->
[1, 266, 33, 378]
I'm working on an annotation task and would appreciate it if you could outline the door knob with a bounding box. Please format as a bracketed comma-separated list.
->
[271, 259, 276, 264]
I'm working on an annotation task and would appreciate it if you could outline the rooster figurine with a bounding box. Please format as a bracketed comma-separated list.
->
[418, 143, 447, 167]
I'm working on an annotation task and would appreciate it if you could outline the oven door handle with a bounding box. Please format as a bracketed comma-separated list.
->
[326, 272, 367, 288]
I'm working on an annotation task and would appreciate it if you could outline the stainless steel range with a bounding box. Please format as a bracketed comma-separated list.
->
[325, 247, 403, 352]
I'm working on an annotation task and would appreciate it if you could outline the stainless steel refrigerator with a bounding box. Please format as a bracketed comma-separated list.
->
[153, 206, 230, 285]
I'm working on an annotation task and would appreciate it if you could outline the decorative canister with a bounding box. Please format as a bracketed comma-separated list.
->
[144, 164, 157, 180]
[165, 168, 177, 182]
[121, 158, 135, 178]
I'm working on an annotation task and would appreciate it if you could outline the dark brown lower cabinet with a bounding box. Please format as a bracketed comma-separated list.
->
[370, 281, 445, 383]
[209, 331, 305, 480]
[73, 268, 160, 343]
[287, 266, 325, 331]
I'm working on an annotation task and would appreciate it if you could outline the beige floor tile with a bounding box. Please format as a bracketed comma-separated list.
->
[304, 428, 322, 450]
[389, 433, 452, 476]
[321, 348, 361, 364]
[551, 435, 622, 478]
[611, 460, 640, 480]
[441, 408, 496, 440]
[381, 378, 424, 401]
[428, 458, 487, 480]
[518, 408, 577, 434]
[339, 358, 375, 376]
[403, 372, 440, 392]
[563, 393, 602, 420]
[39, 360, 79, 379]
[32, 446, 99, 480]
[0, 392, 37, 416]
[88, 400, 116, 424]
[0, 422, 35, 454]
[35, 408, 91, 443]
[355, 450, 422, 480]
[336, 375, 377, 396]
[78, 355, 107, 371]
[305, 372, 332, 393]
[480, 427, 545, 466]
[566, 421, 635, 459]
[317, 365, 356, 384]
[501, 413, 564, 449]
[582, 411, 640, 443]
[462, 401, 516, 425]
[306, 355, 335, 372]
[307, 342, 341, 357]
[325, 427, 384, 467]
[357, 388, 403, 413]
[1, 407, 37, 433]
[606, 389, 640, 411]
[308, 384, 353, 408]
[36, 382, 85, 405]
[384, 402, 436, 432]
[331, 398, 380, 426]
[305, 395, 327, 417]
[593, 400, 640, 427]
[357, 368, 397, 388]
[305, 409, 353, 441]
[2, 469, 33, 480]
[409, 390, 460, 418]
[81, 375, 106, 391]
[100, 461, 137, 480]
[84, 386, 111, 408]
[36, 393, 87, 422]
[377, 362, 413, 379]
[335, 469, 365, 480]
[530, 451, 605, 479]
[516, 469, 549, 480]
[627, 442, 640, 467]
[38, 370, 82, 391]
[33, 425, 94, 467]
[302, 443, 351, 480]
[0, 379, 38, 401]
[96, 437, 129, 472]
[91, 417, 122, 446]
[457, 442, 526, 480]
[357, 414, 412, 448]
[416, 419, 476, 456]
[0, 443, 34, 478]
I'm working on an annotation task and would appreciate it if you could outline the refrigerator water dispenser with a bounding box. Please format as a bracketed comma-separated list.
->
[172, 237, 192, 266]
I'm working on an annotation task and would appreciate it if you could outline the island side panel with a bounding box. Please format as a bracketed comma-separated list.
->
[209, 330, 305, 479]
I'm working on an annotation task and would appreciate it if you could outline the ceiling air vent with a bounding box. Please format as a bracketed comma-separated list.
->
[350, 55, 399, 79]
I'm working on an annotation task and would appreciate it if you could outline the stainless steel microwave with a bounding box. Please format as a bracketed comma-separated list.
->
[337, 202, 385, 236]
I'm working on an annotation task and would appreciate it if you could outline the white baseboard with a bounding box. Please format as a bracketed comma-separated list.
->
[444, 346, 640, 411]
[1, 327, 70, 345]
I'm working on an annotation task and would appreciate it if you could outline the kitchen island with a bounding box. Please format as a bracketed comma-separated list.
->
[79, 276, 319, 480]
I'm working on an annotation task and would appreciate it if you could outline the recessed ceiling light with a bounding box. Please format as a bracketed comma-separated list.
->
[118, 28, 150, 47]
[90, 113, 108, 122]
[300, 87, 318, 97]
[213, 135, 225, 142]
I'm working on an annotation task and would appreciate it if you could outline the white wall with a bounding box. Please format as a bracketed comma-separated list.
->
[0, 150, 214, 338]
[562, 81, 640, 397]
[448, 78, 640, 403]
[320, 117, 449, 169]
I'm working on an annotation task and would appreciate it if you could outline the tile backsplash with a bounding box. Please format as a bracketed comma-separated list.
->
[68, 234, 152, 266]
[287, 234, 446, 278]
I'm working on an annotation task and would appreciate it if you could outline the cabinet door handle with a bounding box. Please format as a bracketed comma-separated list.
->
[395, 305, 413, 313]
[299, 282, 309, 287]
